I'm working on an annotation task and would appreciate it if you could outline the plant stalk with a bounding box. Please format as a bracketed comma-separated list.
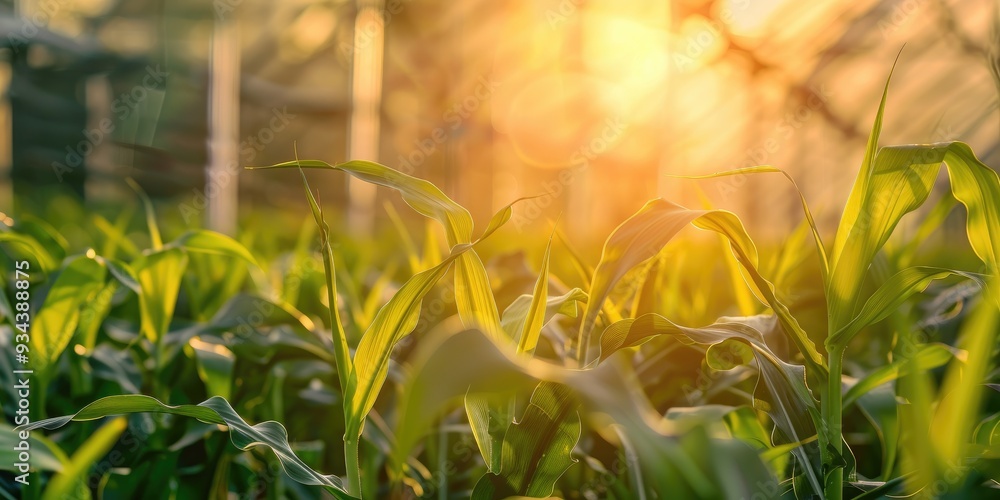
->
[322, 237, 360, 498]
[299, 168, 359, 497]
[320, 239, 352, 396]
[824, 345, 845, 500]
[345, 437, 362, 497]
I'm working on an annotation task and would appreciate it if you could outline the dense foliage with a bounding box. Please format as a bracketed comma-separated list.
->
[2, 76, 1000, 499]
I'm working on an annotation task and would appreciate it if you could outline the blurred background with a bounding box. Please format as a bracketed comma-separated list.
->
[0, 0, 997, 242]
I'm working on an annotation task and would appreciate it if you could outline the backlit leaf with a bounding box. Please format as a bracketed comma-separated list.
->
[30, 254, 107, 381]
[19, 395, 355, 499]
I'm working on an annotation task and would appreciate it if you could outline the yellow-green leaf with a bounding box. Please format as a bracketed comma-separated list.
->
[19, 395, 355, 498]
[517, 237, 553, 355]
[134, 248, 188, 343]
[828, 142, 1000, 338]
[41, 418, 127, 500]
[30, 254, 107, 381]
[345, 243, 474, 439]
[932, 284, 1000, 468]
[580, 199, 826, 379]
[250, 159, 474, 246]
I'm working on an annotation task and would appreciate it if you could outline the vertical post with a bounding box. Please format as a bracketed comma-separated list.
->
[84, 76, 114, 201]
[0, 63, 12, 214]
[347, 0, 385, 236]
[207, 13, 241, 235]
[0, 0, 14, 213]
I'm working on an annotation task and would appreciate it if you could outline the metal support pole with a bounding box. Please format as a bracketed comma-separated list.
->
[347, 0, 385, 236]
[207, 15, 241, 234]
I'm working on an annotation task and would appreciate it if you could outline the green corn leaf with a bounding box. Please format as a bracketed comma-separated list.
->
[91, 210, 139, 259]
[77, 280, 118, 351]
[828, 142, 1000, 338]
[852, 384, 902, 481]
[98, 257, 142, 295]
[892, 192, 956, 267]
[974, 411, 1000, 446]
[72, 256, 139, 351]
[391, 328, 775, 498]
[898, 341, 940, 495]
[15, 216, 69, 264]
[455, 250, 505, 342]
[0, 230, 57, 273]
[706, 338, 755, 370]
[30, 254, 108, 381]
[453, 198, 522, 343]
[472, 382, 581, 499]
[668, 165, 829, 283]
[465, 392, 509, 473]
[169, 230, 260, 267]
[664, 404, 744, 438]
[932, 283, 1000, 469]
[464, 217, 567, 474]
[41, 417, 127, 500]
[689, 209, 827, 378]
[724, 406, 773, 450]
[273, 161, 522, 428]
[345, 243, 474, 440]
[17, 395, 355, 499]
[281, 216, 317, 306]
[832, 65, 894, 267]
[829, 266, 984, 346]
[579, 199, 699, 364]
[394, 328, 537, 478]
[0, 422, 68, 473]
[421, 220, 443, 270]
[125, 178, 162, 250]
[254, 157, 511, 349]
[478, 198, 526, 241]
[250, 159, 474, 246]
[500, 288, 588, 341]
[383, 201, 422, 274]
[683, 424, 786, 500]
[359, 263, 400, 330]
[183, 293, 333, 365]
[600, 313, 825, 496]
[517, 236, 553, 355]
[184, 252, 249, 321]
[133, 248, 188, 344]
[347, 195, 518, 441]
[722, 406, 790, 478]
[450, 199, 521, 473]
[190, 338, 236, 400]
[297, 167, 352, 396]
[580, 199, 826, 379]
[843, 343, 957, 409]
[0, 285, 11, 324]
[555, 229, 595, 289]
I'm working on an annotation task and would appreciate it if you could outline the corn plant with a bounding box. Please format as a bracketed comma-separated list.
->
[6, 67, 1000, 499]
